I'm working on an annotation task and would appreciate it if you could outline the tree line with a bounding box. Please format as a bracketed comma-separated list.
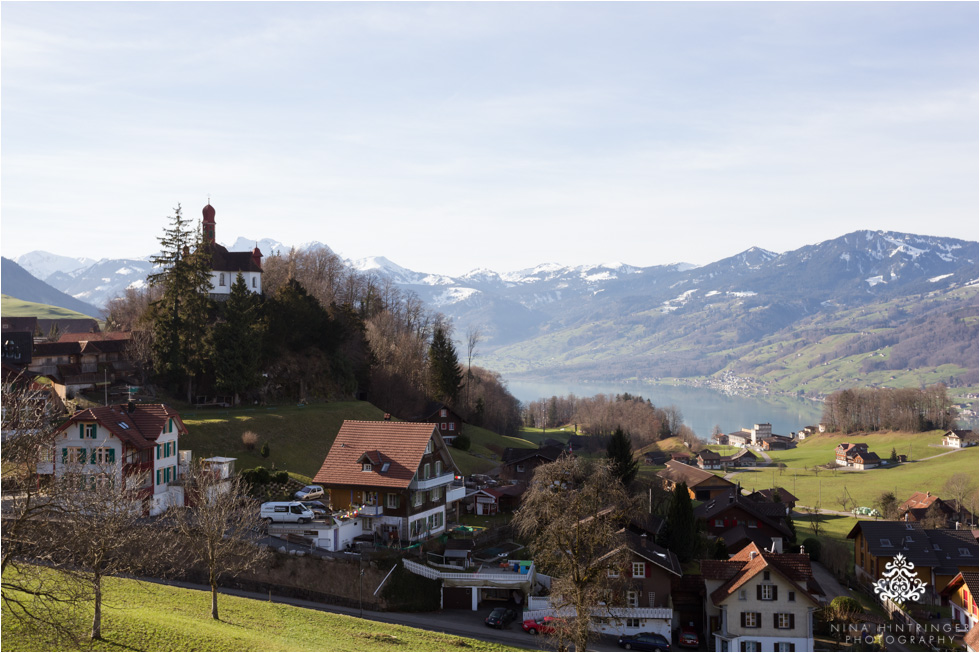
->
[821, 383, 957, 433]
[103, 204, 521, 433]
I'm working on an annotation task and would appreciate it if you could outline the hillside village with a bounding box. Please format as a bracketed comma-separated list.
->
[3, 205, 979, 653]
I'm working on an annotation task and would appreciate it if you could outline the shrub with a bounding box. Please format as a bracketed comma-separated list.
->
[242, 430, 259, 451]
[452, 433, 471, 451]
[829, 596, 863, 616]
[273, 471, 289, 485]
[260, 442, 270, 458]
[802, 537, 822, 561]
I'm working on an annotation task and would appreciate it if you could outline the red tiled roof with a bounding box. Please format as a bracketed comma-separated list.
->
[55, 404, 186, 450]
[900, 492, 941, 511]
[58, 332, 132, 343]
[709, 542, 820, 606]
[313, 420, 444, 490]
[965, 623, 978, 652]
[657, 460, 734, 489]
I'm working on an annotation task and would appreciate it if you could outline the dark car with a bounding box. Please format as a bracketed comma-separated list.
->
[678, 626, 699, 649]
[301, 500, 328, 518]
[485, 607, 517, 629]
[618, 632, 671, 651]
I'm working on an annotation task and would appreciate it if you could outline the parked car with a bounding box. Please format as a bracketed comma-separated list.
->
[618, 632, 671, 651]
[301, 500, 328, 518]
[294, 485, 324, 500]
[678, 626, 699, 649]
[522, 616, 561, 635]
[485, 607, 517, 629]
[259, 501, 315, 524]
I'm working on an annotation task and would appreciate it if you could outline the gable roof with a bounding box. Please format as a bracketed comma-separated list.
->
[749, 487, 800, 504]
[697, 449, 721, 460]
[708, 542, 822, 606]
[208, 242, 262, 273]
[941, 571, 979, 603]
[55, 404, 186, 450]
[694, 488, 792, 536]
[657, 460, 735, 489]
[313, 420, 452, 490]
[621, 530, 683, 576]
[501, 445, 565, 466]
[846, 522, 979, 573]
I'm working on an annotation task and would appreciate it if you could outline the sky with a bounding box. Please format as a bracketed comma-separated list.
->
[2, 2, 977, 277]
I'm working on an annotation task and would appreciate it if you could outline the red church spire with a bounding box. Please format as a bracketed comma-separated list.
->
[202, 202, 216, 245]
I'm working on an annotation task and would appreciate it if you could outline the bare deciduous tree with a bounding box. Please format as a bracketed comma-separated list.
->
[943, 473, 978, 527]
[513, 455, 643, 652]
[169, 461, 270, 619]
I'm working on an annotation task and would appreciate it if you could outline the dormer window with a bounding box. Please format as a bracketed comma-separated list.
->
[959, 548, 971, 556]
[362, 463, 372, 472]
[880, 539, 892, 547]
[381, 462, 390, 473]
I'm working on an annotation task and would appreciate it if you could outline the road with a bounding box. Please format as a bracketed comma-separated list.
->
[142, 576, 624, 651]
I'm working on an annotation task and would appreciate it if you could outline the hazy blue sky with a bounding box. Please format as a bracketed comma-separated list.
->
[2, 2, 977, 276]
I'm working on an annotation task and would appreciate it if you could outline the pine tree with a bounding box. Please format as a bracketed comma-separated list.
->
[428, 324, 462, 405]
[212, 273, 263, 405]
[606, 426, 639, 488]
[148, 205, 214, 400]
[663, 482, 697, 562]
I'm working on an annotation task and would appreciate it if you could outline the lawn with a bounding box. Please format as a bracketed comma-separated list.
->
[0, 294, 99, 320]
[1, 572, 520, 652]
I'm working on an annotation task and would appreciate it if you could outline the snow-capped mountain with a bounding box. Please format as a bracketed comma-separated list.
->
[15, 251, 96, 279]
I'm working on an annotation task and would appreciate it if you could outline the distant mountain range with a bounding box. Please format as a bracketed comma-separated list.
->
[1, 258, 101, 318]
[6, 230, 978, 395]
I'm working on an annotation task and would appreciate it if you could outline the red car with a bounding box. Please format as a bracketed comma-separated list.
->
[678, 626, 699, 649]
[522, 616, 560, 635]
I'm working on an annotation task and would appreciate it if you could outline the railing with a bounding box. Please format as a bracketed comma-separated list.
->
[522, 606, 674, 622]
[403, 558, 534, 583]
[446, 485, 466, 502]
[357, 505, 383, 516]
[409, 472, 455, 491]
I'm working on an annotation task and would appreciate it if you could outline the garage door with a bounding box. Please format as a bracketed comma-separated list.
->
[443, 586, 472, 610]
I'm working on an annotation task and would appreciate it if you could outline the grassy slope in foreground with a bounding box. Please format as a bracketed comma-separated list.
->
[1, 573, 519, 652]
[0, 294, 97, 320]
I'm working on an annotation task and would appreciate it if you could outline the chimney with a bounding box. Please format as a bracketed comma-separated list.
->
[127, 401, 136, 414]
[749, 551, 758, 560]
[926, 491, 930, 497]
[383, 413, 391, 421]
[641, 532, 648, 547]
[771, 537, 783, 554]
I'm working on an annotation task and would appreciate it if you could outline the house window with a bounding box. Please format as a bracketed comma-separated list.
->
[775, 643, 796, 652]
[448, 422, 455, 431]
[516, 464, 525, 473]
[84, 423, 97, 438]
[423, 463, 430, 480]
[362, 463, 372, 472]
[626, 618, 641, 628]
[440, 409, 447, 418]
[607, 569, 619, 578]
[788, 591, 796, 602]
[742, 642, 761, 652]
[760, 584, 774, 600]
[742, 612, 760, 628]
[219, 273, 225, 286]
[252, 277, 256, 288]
[435, 461, 442, 476]
[776, 613, 793, 629]
[430, 486, 441, 502]
[412, 492, 423, 507]
[94, 448, 115, 464]
[626, 591, 639, 608]
[441, 422, 447, 430]
[364, 491, 377, 506]
[632, 562, 646, 578]
[386, 493, 400, 509]
[425, 440, 433, 454]
[763, 571, 770, 580]
[738, 589, 747, 600]
[715, 519, 724, 528]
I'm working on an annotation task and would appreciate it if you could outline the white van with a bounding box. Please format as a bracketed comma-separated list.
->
[260, 501, 315, 524]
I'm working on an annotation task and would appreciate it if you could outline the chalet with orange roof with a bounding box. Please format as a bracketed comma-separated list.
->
[313, 420, 464, 544]
[39, 402, 188, 515]
[835, 442, 881, 469]
[702, 540, 823, 652]
[941, 571, 979, 632]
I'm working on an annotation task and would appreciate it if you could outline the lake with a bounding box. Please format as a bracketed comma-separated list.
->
[505, 379, 825, 440]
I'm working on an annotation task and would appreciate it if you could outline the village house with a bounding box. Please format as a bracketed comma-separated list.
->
[847, 521, 979, 604]
[760, 435, 796, 451]
[941, 571, 979, 633]
[697, 449, 722, 470]
[200, 203, 263, 298]
[471, 484, 523, 516]
[38, 402, 188, 515]
[312, 419, 465, 544]
[702, 540, 823, 652]
[657, 460, 736, 501]
[499, 445, 565, 484]
[727, 423, 778, 448]
[835, 443, 881, 469]
[748, 487, 799, 511]
[670, 451, 695, 465]
[898, 491, 975, 529]
[412, 402, 464, 444]
[721, 448, 759, 468]
[695, 487, 795, 554]
[942, 429, 978, 448]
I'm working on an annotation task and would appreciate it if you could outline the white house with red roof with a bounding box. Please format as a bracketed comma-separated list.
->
[313, 419, 465, 544]
[39, 402, 188, 515]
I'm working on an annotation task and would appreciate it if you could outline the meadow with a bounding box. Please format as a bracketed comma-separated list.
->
[1, 572, 519, 652]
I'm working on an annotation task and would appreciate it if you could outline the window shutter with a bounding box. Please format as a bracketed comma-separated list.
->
[740, 643, 746, 652]
[78, 448, 86, 463]
[773, 585, 778, 601]
[757, 584, 762, 600]
[789, 645, 795, 652]
[108, 449, 115, 463]
[157, 469, 161, 485]
[91, 449, 96, 464]
[773, 613, 779, 629]
[755, 613, 761, 628]
[741, 612, 746, 627]
[79, 423, 84, 439]
[789, 614, 795, 629]
[62, 448, 68, 463]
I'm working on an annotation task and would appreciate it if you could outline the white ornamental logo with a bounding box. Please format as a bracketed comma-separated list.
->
[873, 553, 927, 602]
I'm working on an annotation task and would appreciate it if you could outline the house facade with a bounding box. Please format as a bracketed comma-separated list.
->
[941, 572, 979, 631]
[313, 420, 464, 544]
[414, 402, 464, 443]
[943, 429, 978, 448]
[703, 542, 822, 652]
[695, 488, 794, 554]
[500, 445, 564, 483]
[657, 460, 736, 501]
[38, 403, 187, 515]
[835, 443, 880, 469]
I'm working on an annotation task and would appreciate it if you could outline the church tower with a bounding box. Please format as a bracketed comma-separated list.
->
[202, 203, 216, 245]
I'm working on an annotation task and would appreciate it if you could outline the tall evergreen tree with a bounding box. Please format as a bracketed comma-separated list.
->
[428, 324, 462, 405]
[212, 273, 264, 405]
[662, 482, 697, 562]
[148, 205, 214, 400]
[606, 426, 639, 488]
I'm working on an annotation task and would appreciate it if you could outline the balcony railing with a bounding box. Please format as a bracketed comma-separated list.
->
[409, 472, 455, 491]
[446, 485, 466, 503]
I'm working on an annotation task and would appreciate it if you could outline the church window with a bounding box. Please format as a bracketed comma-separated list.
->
[219, 273, 225, 286]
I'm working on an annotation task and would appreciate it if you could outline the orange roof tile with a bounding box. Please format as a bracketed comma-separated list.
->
[313, 420, 445, 490]
[55, 404, 186, 450]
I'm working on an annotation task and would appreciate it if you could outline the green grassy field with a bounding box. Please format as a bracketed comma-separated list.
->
[725, 431, 980, 510]
[1, 572, 519, 652]
[450, 424, 536, 476]
[1, 294, 98, 320]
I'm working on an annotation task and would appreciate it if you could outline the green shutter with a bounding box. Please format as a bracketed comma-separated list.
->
[78, 448, 86, 464]
[62, 448, 68, 463]
[90, 449, 96, 464]
[79, 423, 84, 439]
[156, 469, 161, 485]
[108, 449, 115, 464]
